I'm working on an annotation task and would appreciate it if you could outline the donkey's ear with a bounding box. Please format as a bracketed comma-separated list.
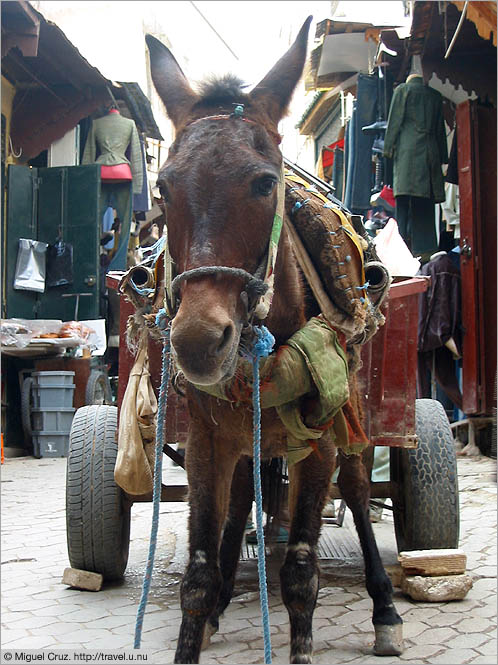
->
[146, 34, 199, 128]
[249, 16, 312, 125]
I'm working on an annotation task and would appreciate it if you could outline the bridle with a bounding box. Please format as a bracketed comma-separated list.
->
[163, 106, 285, 324]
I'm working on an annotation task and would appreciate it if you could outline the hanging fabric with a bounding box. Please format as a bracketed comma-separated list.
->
[13, 239, 48, 292]
[46, 240, 73, 287]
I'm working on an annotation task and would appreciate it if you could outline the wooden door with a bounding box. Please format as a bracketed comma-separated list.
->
[457, 100, 497, 415]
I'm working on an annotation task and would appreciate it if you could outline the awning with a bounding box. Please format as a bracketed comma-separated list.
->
[309, 19, 401, 90]
[2, 4, 164, 161]
[380, 2, 496, 105]
[2, 3, 112, 161]
[317, 33, 374, 78]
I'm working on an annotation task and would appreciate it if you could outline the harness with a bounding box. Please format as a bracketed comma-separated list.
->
[134, 105, 280, 662]
[161, 106, 286, 327]
[130, 106, 386, 660]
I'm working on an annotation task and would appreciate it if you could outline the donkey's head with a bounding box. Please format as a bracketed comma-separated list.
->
[146, 18, 311, 385]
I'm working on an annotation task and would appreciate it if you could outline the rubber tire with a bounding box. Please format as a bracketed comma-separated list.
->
[21, 376, 34, 439]
[66, 405, 130, 580]
[391, 398, 460, 552]
[85, 369, 113, 405]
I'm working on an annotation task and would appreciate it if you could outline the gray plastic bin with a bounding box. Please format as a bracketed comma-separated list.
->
[32, 431, 70, 458]
[32, 371, 75, 387]
[32, 407, 75, 433]
[32, 385, 75, 408]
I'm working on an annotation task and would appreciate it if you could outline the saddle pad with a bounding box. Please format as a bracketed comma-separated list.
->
[284, 171, 368, 327]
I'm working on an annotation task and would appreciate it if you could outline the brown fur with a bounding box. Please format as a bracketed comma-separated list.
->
[146, 17, 402, 663]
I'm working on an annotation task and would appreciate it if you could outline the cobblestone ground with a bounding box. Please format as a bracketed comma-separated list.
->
[1, 453, 496, 664]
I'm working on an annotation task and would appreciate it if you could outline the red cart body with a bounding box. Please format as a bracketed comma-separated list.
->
[108, 274, 428, 453]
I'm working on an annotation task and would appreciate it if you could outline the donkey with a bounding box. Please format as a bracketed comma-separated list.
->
[146, 17, 403, 664]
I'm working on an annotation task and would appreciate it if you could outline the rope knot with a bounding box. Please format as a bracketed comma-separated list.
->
[155, 308, 170, 337]
[251, 325, 275, 359]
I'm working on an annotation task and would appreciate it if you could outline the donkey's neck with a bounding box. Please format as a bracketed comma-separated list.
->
[264, 225, 307, 347]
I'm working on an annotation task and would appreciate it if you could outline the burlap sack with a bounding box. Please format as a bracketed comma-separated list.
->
[114, 335, 157, 495]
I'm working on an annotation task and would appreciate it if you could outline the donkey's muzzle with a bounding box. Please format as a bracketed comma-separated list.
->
[170, 315, 237, 385]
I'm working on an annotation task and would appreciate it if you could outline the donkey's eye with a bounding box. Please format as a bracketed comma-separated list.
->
[157, 182, 170, 203]
[254, 176, 277, 197]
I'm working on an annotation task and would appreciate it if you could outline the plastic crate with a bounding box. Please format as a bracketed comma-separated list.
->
[32, 371, 75, 387]
[32, 431, 70, 458]
[32, 385, 75, 408]
[31, 407, 75, 433]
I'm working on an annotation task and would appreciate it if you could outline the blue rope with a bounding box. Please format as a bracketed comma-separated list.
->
[249, 326, 275, 664]
[133, 318, 275, 661]
[134, 309, 171, 649]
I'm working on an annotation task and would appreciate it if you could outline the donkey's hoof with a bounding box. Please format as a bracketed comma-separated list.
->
[201, 621, 218, 651]
[373, 623, 404, 656]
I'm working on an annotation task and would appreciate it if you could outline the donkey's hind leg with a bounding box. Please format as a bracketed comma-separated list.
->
[280, 440, 335, 664]
[337, 450, 404, 655]
[174, 425, 239, 664]
[203, 456, 254, 648]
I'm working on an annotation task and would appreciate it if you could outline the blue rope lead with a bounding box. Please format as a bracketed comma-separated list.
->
[250, 326, 275, 665]
[134, 318, 275, 661]
[134, 311, 171, 649]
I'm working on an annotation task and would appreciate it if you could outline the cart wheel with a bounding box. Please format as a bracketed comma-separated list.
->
[85, 369, 113, 405]
[21, 376, 34, 440]
[66, 405, 130, 580]
[391, 398, 459, 552]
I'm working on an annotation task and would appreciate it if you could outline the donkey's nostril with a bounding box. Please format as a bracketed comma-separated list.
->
[217, 324, 234, 355]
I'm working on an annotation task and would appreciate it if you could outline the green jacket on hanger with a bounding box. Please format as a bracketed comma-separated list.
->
[383, 77, 448, 203]
[82, 113, 144, 195]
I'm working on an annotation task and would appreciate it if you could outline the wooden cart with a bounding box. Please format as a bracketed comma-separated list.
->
[65, 275, 460, 580]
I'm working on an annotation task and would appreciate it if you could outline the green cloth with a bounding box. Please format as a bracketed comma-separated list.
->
[194, 316, 353, 465]
[383, 77, 448, 203]
[82, 113, 143, 195]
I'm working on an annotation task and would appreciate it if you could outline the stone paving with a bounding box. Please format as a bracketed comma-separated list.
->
[1, 452, 496, 664]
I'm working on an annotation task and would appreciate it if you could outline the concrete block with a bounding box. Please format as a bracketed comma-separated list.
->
[398, 548, 467, 576]
[401, 574, 473, 602]
[61, 567, 103, 592]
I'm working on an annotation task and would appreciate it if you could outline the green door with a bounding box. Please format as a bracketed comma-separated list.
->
[4, 165, 39, 319]
[37, 165, 101, 320]
[3, 163, 101, 321]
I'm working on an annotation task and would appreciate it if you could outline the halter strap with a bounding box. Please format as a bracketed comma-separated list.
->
[253, 161, 285, 319]
[162, 109, 284, 320]
[183, 112, 282, 145]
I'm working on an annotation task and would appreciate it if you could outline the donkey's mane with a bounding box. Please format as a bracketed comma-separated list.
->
[196, 74, 248, 106]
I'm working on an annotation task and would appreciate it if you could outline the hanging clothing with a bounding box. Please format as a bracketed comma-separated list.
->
[100, 182, 133, 272]
[395, 194, 437, 257]
[440, 182, 460, 238]
[331, 145, 344, 201]
[416, 253, 463, 408]
[384, 77, 448, 203]
[418, 252, 462, 354]
[344, 73, 378, 212]
[446, 127, 459, 185]
[132, 135, 151, 213]
[82, 113, 143, 194]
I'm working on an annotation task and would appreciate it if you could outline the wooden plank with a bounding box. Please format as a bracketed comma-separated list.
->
[398, 549, 466, 576]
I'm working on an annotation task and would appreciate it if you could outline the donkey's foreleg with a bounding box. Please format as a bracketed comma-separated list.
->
[174, 426, 238, 664]
[337, 451, 404, 656]
[281, 442, 335, 664]
[203, 456, 254, 647]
